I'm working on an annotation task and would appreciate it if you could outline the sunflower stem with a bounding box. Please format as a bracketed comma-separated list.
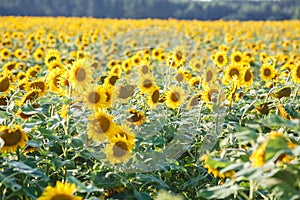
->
[17, 147, 26, 200]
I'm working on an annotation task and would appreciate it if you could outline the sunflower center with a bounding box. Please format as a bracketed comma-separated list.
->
[30, 81, 45, 92]
[143, 79, 152, 88]
[229, 68, 239, 78]
[176, 73, 184, 82]
[209, 89, 219, 103]
[154, 51, 159, 56]
[118, 85, 135, 99]
[151, 90, 160, 103]
[175, 51, 183, 61]
[264, 68, 271, 76]
[170, 92, 180, 102]
[244, 70, 252, 82]
[113, 141, 128, 157]
[141, 65, 149, 74]
[48, 56, 57, 63]
[105, 92, 111, 102]
[51, 194, 74, 200]
[7, 63, 16, 70]
[206, 71, 213, 82]
[234, 55, 241, 62]
[108, 75, 118, 85]
[88, 91, 100, 104]
[127, 112, 142, 123]
[0, 77, 10, 92]
[0, 96, 8, 106]
[217, 55, 224, 63]
[23, 91, 39, 103]
[3, 51, 9, 56]
[296, 66, 300, 78]
[1, 129, 22, 146]
[97, 116, 110, 133]
[75, 67, 86, 82]
[195, 63, 201, 69]
[53, 75, 60, 87]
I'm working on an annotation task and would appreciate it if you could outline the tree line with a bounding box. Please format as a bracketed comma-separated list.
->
[0, 0, 299, 20]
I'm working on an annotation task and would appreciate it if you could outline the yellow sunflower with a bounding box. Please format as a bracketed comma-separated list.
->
[48, 60, 65, 71]
[172, 46, 186, 67]
[202, 85, 222, 105]
[26, 65, 42, 78]
[18, 89, 41, 106]
[25, 78, 47, 96]
[213, 51, 228, 67]
[138, 60, 152, 75]
[87, 111, 117, 141]
[165, 86, 185, 109]
[138, 74, 156, 94]
[69, 58, 92, 90]
[126, 109, 146, 125]
[186, 93, 202, 110]
[110, 65, 122, 77]
[47, 69, 62, 93]
[0, 125, 28, 153]
[147, 86, 160, 109]
[17, 71, 27, 82]
[33, 48, 44, 61]
[38, 181, 82, 200]
[104, 133, 135, 164]
[189, 77, 201, 88]
[0, 73, 11, 94]
[230, 51, 244, 64]
[104, 74, 120, 87]
[44, 49, 60, 67]
[1, 48, 11, 60]
[152, 48, 162, 60]
[202, 67, 217, 87]
[3, 61, 17, 72]
[100, 84, 115, 108]
[83, 85, 106, 110]
[222, 63, 243, 86]
[260, 64, 276, 82]
[291, 63, 300, 84]
[241, 66, 254, 87]
[121, 59, 132, 73]
[189, 59, 203, 72]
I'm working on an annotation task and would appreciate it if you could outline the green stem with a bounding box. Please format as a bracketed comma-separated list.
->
[17, 148, 26, 200]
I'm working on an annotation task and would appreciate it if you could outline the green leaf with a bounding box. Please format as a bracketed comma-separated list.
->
[67, 176, 101, 193]
[136, 174, 170, 190]
[261, 114, 300, 129]
[7, 161, 49, 181]
[235, 126, 259, 143]
[198, 181, 242, 199]
[134, 190, 151, 200]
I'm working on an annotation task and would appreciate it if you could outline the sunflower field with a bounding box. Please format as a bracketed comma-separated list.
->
[0, 16, 300, 200]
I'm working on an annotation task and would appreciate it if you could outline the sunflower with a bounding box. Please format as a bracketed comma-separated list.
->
[202, 67, 217, 87]
[14, 48, 23, 59]
[260, 64, 276, 82]
[273, 86, 291, 99]
[110, 65, 122, 77]
[1, 48, 11, 59]
[69, 58, 92, 90]
[202, 85, 222, 105]
[291, 63, 300, 84]
[165, 86, 185, 109]
[121, 59, 132, 73]
[18, 89, 41, 106]
[48, 60, 65, 71]
[138, 60, 152, 75]
[25, 78, 47, 95]
[17, 71, 27, 81]
[0, 95, 9, 106]
[126, 109, 146, 125]
[148, 86, 160, 109]
[3, 61, 17, 71]
[47, 69, 62, 92]
[38, 181, 82, 200]
[131, 54, 142, 66]
[0, 73, 11, 94]
[213, 51, 228, 67]
[230, 51, 244, 64]
[104, 74, 120, 86]
[0, 125, 28, 153]
[189, 59, 203, 72]
[138, 74, 156, 94]
[87, 111, 116, 141]
[100, 84, 115, 108]
[33, 48, 44, 61]
[241, 66, 254, 87]
[44, 49, 60, 67]
[104, 134, 135, 164]
[189, 77, 201, 88]
[222, 63, 243, 86]
[117, 85, 136, 100]
[152, 48, 162, 60]
[172, 46, 186, 67]
[83, 85, 106, 110]
[186, 93, 202, 110]
[26, 65, 42, 78]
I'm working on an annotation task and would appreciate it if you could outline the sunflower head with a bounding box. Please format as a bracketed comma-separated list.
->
[214, 51, 228, 67]
[44, 49, 60, 67]
[69, 58, 92, 90]
[138, 74, 156, 94]
[0, 125, 28, 153]
[148, 86, 160, 109]
[260, 64, 276, 82]
[165, 86, 185, 109]
[126, 109, 146, 125]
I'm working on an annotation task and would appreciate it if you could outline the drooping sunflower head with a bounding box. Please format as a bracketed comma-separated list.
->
[26, 65, 42, 78]
[18, 89, 41, 106]
[3, 61, 17, 72]
[291, 62, 300, 84]
[126, 109, 146, 126]
[165, 86, 185, 109]
[117, 84, 136, 101]
[69, 58, 92, 90]
[0, 125, 28, 153]
[37, 181, 82, 200]
[104, 74, 120, 87]
[0, 73, 12, 94]
[44, 49, 60, 67]
[25, 78, 47, 95]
